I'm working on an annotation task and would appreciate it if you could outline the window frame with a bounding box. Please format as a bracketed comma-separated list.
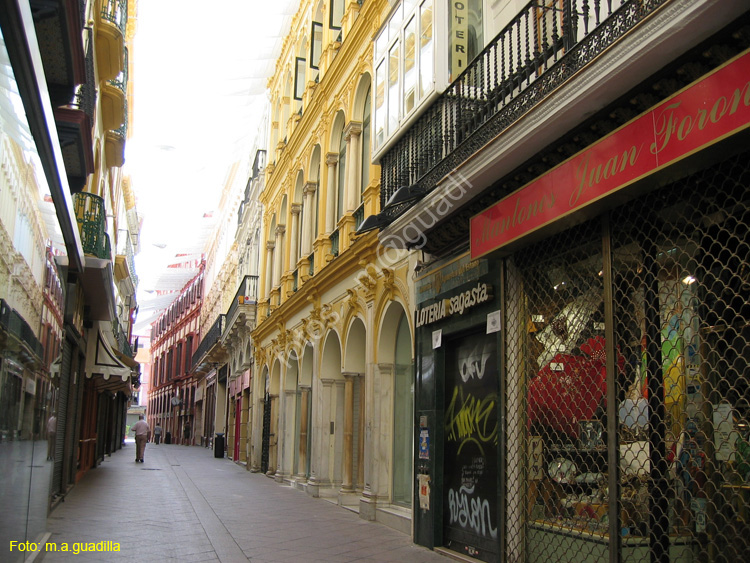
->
[329, 0, 344, 30]
[372, 0, 438, 158]
[310, 21, 323, 70]
[294, 57, 306, 101]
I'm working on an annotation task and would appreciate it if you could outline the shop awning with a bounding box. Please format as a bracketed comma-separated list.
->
[85, 322, 132, 394]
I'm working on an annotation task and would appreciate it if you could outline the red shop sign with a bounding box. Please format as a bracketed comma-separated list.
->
[471, 49, 750, 259]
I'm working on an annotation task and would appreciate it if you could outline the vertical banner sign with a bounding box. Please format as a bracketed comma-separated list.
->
[451, 1, 468, 80]
[471, 49, 750, 259]
[443, 332, 499, 561]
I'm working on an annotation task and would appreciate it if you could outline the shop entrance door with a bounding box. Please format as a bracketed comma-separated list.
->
[261, 392, 271, 473]
[233, 397, 241, 460]
[443, 330, 500, 562]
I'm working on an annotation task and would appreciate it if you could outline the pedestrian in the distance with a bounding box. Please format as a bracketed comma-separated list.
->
[46, 413, 57, 460]
[183, 422, 191, 445]
[132, 415, 150, 463]
[153, 422, 162, 445]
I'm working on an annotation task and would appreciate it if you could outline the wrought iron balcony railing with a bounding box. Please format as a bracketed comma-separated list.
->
[353, 203, 365, 231]
[73, 192, 109, 259]
[116, 228, 137, 288]
[192, 314, 225, 370]
[115, 101, 128, 138]
[70, 27, 95, 121]
[108, 47, 128, 96]
[379, 0, 659, 208]
[0, 299, 43, 362]
[100, 0, 127, 36]
[225, 275, 259, 327]
[112, 317, 133, 358]
[330, 229, 339, 257]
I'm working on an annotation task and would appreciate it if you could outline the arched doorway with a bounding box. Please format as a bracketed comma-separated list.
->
[379, 302, 413, 507]
[342, 317, 366, 494]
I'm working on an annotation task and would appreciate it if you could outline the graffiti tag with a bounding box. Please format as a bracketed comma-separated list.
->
[445, 387, 498, 455]
[448, 485, 498, 539]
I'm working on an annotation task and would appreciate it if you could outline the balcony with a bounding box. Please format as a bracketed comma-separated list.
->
[96, 0, 127, 82]
[378, 0, 667, 212]
[192, 314, 226, 374]
[30, 0, 86, 108]
[223, 275, 259, 342]
[114, 228, 138, 294]
[0, 299, 43, 367]
[73, 192, 109, 259]
[53, 27, 95, 194]
[111, 317, 133, 358]
[100, 49, 127, 131]
[329, 229, 339, 258]
[353, 204, 365, 232]
[104, 111, 126, 168]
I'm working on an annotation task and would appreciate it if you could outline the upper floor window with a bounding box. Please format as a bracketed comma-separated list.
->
[337, 128, 346, 221]
[294, 56, 306, 102]
[373, 0, 435, 157]
[330, 0, 344, 30]
[361, 86, 371, 192]
[311, 22, 323, 73]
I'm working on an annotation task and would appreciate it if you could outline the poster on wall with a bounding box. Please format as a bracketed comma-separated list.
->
[443, 331, 499, 562]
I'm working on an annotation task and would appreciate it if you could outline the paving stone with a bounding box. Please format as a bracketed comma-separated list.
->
[41, 444, 447, 563]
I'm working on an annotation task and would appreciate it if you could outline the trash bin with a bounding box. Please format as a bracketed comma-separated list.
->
[214, 433, 225, 458]
[165, 431, 171, 444]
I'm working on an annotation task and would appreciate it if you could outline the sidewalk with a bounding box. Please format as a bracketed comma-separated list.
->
[39, 443, 448, 562]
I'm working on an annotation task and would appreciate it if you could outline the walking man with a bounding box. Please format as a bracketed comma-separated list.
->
[132, 415, 150, 463]
[46, 413, 56, 460]
[153, 422, 162, 445]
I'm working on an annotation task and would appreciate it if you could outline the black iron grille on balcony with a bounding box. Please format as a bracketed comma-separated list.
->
[71, 28, 95, 121]
[379, 0, 662, 211]
[225, 275, 259, 326]
[0, 299, 44, 363]
[191, 314, 225, 370]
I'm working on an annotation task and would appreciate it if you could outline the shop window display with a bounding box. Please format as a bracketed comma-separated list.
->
[514, 151, 750, 559]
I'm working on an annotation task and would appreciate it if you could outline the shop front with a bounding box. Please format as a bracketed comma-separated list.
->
[413, 39, 750, 562]
[414, 256, 502, 561]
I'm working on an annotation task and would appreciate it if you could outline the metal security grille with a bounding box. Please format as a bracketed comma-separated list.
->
[504, 149, 750, 562]
[261, 391, 271, 474]
[52, 336, 73, 496]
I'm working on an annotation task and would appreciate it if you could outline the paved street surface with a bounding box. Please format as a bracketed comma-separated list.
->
[40, 442, 448, 562]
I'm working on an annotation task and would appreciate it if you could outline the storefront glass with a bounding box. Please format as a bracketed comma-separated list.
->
[0, 28, 58, 554]
[507, 149, 750, 561]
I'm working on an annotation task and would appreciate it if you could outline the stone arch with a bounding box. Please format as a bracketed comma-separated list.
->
[320, 328, 343, 381]
[352, 73, 372, 122]
[343, 316, 366, 374]
[377, 299, 413, 506]
[285, 349, 300, 392]
[378, 300, 412, 366]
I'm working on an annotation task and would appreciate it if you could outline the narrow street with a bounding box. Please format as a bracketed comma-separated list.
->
[39, 443, 447, 563]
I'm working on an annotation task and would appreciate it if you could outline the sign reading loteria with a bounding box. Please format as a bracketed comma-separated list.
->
[471, 49, 750, 259]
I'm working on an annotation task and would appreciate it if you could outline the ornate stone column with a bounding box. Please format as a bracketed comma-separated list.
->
[289, 204, 301, 271]
[301, 182, 317, 257]
[344, 122, 362, 213]
[325, 153, 338, 233]
[265, 240, 275, 298]
[341, 373, 355, 493]
[272, 225, 285, 287]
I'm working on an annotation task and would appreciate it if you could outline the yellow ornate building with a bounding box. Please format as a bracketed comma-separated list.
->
[252, 0, 418, 532]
